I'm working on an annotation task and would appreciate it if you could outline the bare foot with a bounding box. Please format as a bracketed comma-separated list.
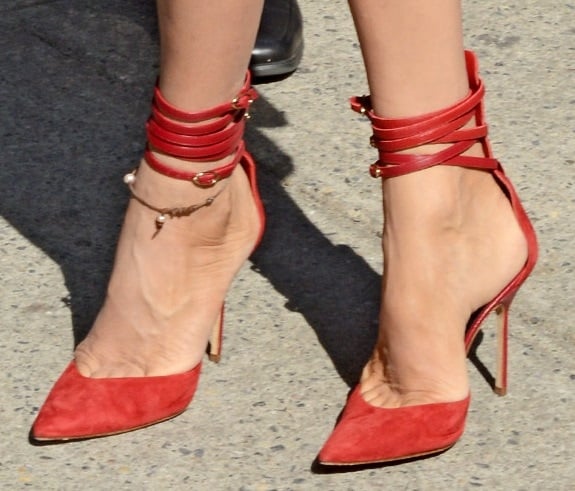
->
[360, 164, 528, 408]
[74, 158, 261, 378]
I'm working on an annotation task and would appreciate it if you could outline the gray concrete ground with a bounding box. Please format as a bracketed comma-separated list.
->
[1, 0, 573, 489]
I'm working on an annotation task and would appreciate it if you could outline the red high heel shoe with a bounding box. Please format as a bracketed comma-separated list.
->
[31, 74, 265, 442]
[318, 51, 538, 466]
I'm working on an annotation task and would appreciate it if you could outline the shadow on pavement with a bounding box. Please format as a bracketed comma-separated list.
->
[0, 0, 380, 386]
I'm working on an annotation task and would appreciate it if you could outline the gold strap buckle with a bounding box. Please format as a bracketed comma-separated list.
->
[369, 164, 383, 179]
[192, 171, 221, 187]
[231, 94, 255, 118]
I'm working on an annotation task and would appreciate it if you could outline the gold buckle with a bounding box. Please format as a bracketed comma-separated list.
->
[192, 171, 221, 188]
[245, 99, 254, 119]
[369, 164, 383, 179]
[232, 96, 255, 118]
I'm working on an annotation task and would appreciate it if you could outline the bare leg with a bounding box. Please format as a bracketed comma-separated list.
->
[75, 0, 264, 377]
[348, 0, 528, 406]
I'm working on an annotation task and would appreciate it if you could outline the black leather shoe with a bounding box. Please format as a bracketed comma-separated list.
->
[250, 0, 304, 80]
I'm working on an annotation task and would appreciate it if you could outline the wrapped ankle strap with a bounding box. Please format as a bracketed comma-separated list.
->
[144, 72, 257, 187]
[352, 51, 500, 179]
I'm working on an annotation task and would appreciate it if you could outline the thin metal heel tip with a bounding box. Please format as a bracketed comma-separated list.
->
[494, 386, 507, 397]
[208, 354, 221, 363]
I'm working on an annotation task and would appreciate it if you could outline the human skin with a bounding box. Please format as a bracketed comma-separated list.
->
[75, 0, 527, 416]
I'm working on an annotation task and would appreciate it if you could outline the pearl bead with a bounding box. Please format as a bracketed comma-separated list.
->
[123, 173, 136, 184]
[156, 214, 167, 225]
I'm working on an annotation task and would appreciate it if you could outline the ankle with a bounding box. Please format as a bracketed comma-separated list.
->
[382, 166, 468, 231]
[139, 73, 256, 209]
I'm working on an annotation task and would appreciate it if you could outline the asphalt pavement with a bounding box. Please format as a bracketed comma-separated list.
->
[0, 1, 573, 489]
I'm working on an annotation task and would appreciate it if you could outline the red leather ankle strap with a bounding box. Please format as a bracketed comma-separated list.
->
[351, 51, 500, 179]
[144, 72, 257, 187]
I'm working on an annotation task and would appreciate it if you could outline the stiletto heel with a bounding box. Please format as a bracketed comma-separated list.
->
[207, 309, 225, 363]
[494, 301, 509, 396]
[318, 51, 537, 465]
[31, 74, 265, 442]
